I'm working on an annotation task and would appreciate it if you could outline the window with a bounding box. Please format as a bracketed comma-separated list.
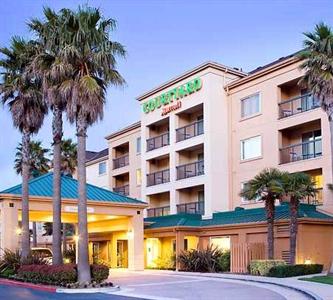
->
[240, 182, 261, 203]
[210, 237, 230, 251]
[240, 136, 262, 161]
[136, 169, 142, 186]
[241, 93, 260, 118]
[98, 162, 107, 175]
[136, 137, 141, 154]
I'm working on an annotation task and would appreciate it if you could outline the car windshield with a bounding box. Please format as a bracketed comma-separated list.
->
[32, 249, 52, 257]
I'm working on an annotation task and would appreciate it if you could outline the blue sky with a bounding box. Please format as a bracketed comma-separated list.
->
[0, 0, 332, 190]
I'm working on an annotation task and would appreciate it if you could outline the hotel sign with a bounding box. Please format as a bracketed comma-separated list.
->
[142, 77, 202, 115]
[64, 206, 95, 213]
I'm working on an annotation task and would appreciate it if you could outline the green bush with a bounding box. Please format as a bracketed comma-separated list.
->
[249, 260, 286, 276]
[63, 249, 76, 264]
[178, 246, 224, 273]
[217, 250, 230, 272]
[0, 268, 15, 278]
[268, 264, 323, 278]
[152, 255, 176, 270]
[0, 249, 22, 273]
[91, 264, 109, 283]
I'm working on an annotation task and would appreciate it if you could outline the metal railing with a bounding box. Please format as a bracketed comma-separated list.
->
[146, 132, 169, 151]
[278, 93, 319, 119]
[146, 206, 170, 217]
[176, 119, 204, 142]
[301, 188, 323, 205]
[176, 160, 204, 180]
[113, 184, 129, 196]
[279, 139, 322, 164]
[113, 154, 129, 169]
[177, 201, 204, 215]
[146, 169, 170, 186]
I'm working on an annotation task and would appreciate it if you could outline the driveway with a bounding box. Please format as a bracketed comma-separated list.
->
[108, 270, 310, 300]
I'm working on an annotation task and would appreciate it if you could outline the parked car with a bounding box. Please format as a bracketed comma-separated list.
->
[31, 247, 53, 264]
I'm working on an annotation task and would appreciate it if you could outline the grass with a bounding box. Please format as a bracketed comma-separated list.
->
[300, 275, 333, 285]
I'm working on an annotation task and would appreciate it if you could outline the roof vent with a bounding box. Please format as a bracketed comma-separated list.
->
[234, 207, 245, 211]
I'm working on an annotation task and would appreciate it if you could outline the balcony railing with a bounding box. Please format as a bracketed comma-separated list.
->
[146, 132, 169, 152]
[301, 188, 323, 205]
[177, 201, 204, 215]
[177, 160, 204, 180]
[146, 169, 170, 187]
[113, 184, 129, 196]
[279, 93, 319, 119]
[176, 119, 204, 142]
[147, 206, 170, 217]
[113, 154, 129, 169]
[279, 139, 322, 164]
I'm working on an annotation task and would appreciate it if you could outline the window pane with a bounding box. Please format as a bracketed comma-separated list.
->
[136, 169, 142, 186]
[241, 136, 261, 160]
[241, 93, 260, 118]
[136, 137, 141, 154]
[98, 162, 106, 175]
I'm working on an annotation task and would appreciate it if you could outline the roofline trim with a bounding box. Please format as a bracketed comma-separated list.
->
[86, 155, 108, 166]
[105, 121, 141, 140]
[136, 61, 247, 101]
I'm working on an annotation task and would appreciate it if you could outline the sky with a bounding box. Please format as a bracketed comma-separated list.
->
[0, 0, 332, 190]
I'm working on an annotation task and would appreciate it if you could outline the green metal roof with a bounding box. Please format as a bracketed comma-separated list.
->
[144, 203, 333, 229]
[0, 172, 145, 205]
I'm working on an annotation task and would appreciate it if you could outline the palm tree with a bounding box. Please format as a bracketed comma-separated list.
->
[298, 22, 333, 272]
[59, 138, 77, 176]
[282, 172, 316, 265]
[240, 168, 285, 259]
[0, 37, 47, 259]
[57, 6, 126, 283]
[28, 8, 74, 265]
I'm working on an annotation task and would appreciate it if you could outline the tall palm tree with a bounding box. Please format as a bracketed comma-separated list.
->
[59, 138, 77, 176]
[58, 6, 126, 282]
[0, 37, 47, 259]
[283, 173, 316, 265]
[28, 8, 74, 265]
[298, 22, 333, 272]
[240, 168, 285, 259]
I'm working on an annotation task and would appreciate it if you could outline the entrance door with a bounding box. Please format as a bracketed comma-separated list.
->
[92, 242, 100, 264]
[146, 238, 159, 268]
[117, 240, 128, 268]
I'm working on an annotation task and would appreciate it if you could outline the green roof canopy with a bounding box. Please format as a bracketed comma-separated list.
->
[0, 172, 145, 205]
[145, 203, 333, 229]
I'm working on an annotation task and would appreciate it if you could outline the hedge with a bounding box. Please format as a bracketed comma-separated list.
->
[90, 264, 109, 283]
[248, 260, 286, 276]
[267, 264, 323, 278]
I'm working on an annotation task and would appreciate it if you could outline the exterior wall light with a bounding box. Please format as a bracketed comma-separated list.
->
[127, 230, 134, 239]
[15, 227, 22, 236]
[304, 259, 312, 265]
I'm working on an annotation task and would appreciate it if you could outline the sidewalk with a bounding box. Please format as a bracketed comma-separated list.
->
[139, 270, 333, 300]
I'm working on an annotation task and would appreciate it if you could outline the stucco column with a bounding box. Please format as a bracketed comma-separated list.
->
[175, 230, 185, 271]
[0, 200, 19, 254]
[128, 214, 144, 270]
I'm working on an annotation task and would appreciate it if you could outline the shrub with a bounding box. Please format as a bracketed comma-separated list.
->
[217, 250, 230, 272]
[22, 253, 48, 265]
[178, 246, 223, 273]
[0, 268, 15, 278]
[63, 249, 76, 264]
[0, 249, 21, 273]
[249, 260, 286, 276]
[17, 264, 77, 285]
[91, 264, 109, 283]
[152, 255, 176, 270]
[267, 264, 323, 278]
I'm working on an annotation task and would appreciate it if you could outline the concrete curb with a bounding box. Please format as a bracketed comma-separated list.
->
[56, 285, 120, 294]
[0, 278, 56, 293]
[169, 272, 323, 300]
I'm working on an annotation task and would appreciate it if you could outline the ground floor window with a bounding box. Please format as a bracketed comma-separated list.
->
[210, 236, 231, 251]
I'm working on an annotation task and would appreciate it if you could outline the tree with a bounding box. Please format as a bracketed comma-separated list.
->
[59, 138, 77, 176]
[28, 8, 74, 265]
[0, 37, 47, 259]
[240, 168, 285, 259]
[57, 6, 126, 283]
[298, 22, 333, 273]
[283, 173, 316, 265]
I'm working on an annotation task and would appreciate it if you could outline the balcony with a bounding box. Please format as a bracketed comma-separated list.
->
[113, 154, 129, 169]
[177, 201, 204, 215]
[279, 139, 322, 164]
[177, 160, 204, 180]
[147, 169, 170, 187]
[146, 206, 170, 217]
[113, 184, 129, 196]
[176, 119, 204, 142]
[146, 132, 169, 152]
[279, 93, 319, 119]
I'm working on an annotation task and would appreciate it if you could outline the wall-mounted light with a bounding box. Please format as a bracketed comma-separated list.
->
[127, 230, 134, 239]
[304, 259, 312, 265]
[15, 227, 22, 236]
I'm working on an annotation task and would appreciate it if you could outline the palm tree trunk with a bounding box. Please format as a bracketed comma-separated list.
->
[329, 120, 333, 274]
[265, 199, 275, 259]
[21, 128, 31, 259]
[77, 115, 91, 283]
[32, 222, 37, 247]
[52, 106, 63, 265]
[289, 197, 298, 265]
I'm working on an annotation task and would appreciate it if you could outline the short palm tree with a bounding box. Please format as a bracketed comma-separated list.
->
[0, 37, 47, 259]
[298, 22, 333, 272]
[240, 168, 285, 259]
[283, 173, 316, 265]
[59, 7, 126, 282]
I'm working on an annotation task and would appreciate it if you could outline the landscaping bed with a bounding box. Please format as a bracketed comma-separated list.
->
[300, 275, 333, 285]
